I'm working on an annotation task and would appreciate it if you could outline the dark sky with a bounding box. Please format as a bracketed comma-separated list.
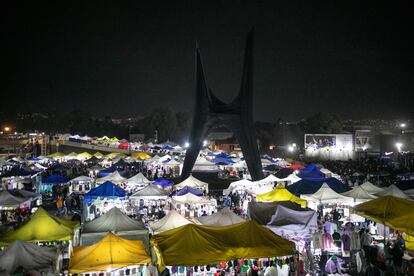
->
[2, 1, 414, 121]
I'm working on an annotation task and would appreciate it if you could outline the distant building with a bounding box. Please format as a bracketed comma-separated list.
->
[206, 132, 240, 152]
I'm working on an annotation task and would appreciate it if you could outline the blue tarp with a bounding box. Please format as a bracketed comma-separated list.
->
[162, 145, 174, 151]
[84, 181, 126, 203]
[42, 174, 68, 184]
[287, 177, 350, 196]
[298, 164, 324, 180]
[27, 157, 42, 161]
[212, 157, 235, 165]
[170, 186, 204, 196]
[153, 177, 174, 187]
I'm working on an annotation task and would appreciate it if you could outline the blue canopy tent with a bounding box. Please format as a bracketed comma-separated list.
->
[162, 145, 174, 151]
[99, 167, 125, 177]
[170, 186, 204, 196]
[27, 157, 42, 162]
[287, 177, 350, 196]
[212, 157, 235, 165]
[298, 164, 324, 180]
[153, 177, 174, 187]
[83, 181, 126, 204]
[40, 174, 69, 193]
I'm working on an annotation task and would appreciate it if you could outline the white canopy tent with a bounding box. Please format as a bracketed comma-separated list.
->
[301, 183, 354, 205]
[149, 210, 193, 234]
[81, 207, 149, 247]
[0, 240, 60, 275]
[223, 179, 254, 196]
[196, 207, 245, 226]
[359, 181, 384, 194]
[275, 174, 302, 185]
[341, 185, 377, 203]
[375, 184, 412, 199]
[174, 175, 209, 193]
[125, 172, 151, 189]
[95, 171, 126, 185]
[0, 190, 30, 209]
[266, 205, 318, 240]
[172, 193, 211, 204]
[129, 185, 168, 200]
[192, 157, 219, 172]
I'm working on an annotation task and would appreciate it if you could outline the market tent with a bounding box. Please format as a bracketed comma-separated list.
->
[341, 185, 377, 203]
[196, 207, 245, 226]
[84, 181, 126, 204]
[42, 174, 68, 184]
[118, 141, 129, 150]
[126, 172, 151, 186]
[276, 174, 302, 185]
[359, 181, 384, 194]
[354, 196, 414, 234]
[0, 240, 59, 275]
[255, 174, 281, 185]
[174, 175, 209, 192]
[298, 164, 324, 180]
[375, 184, 412, 199]
[0, 190, 28, 209]
[67, 152, 78, 158]
[105, 152, 126, 159]
[77, 152, 92, 159]
[70, 232, 150, 274]
[8, 189, 41, 202]
[81, 207, 148, 247]
[248, 201, 309, 225]
[131, 152, 152, 160]
[192, 157, 219, 172]
[0, 207, 79, 245]
[149, 210, 193, 234]
[266, 205, 317, 239]
[130, 185, 168, 200]
[171, 186, 204, 196]
[47, 152, 65, 158]
[172, 193, 211, 204]
[301, 183, 353, 204]
[256, 183, 307, 207]
[93, 152, 104, 158]
[223, 179, 254, 196]
[153, 177, 174, 187]
[287, 177, 350, 196]
[287, 163, 305, 170]
[96, 170, 126, 184]
[70, 175, 93, 182]
[275, 168, 295, 179]
[151, 220, 295, 270]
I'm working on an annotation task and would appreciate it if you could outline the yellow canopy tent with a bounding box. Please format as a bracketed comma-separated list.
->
[151, 220, 295, 270]
[110, 137, 119, 142]
[106, 152, 126, 159]
[354, 196, 414, 235]
[256, 183, 307, 207]
[0, 207, 79, 245]
[47, 152, 65, 158]
[93, 152, 104, 158]
[131, 152, 151, 160]
[67, 152, 78, 157]
[77, 152, 92, 159]
[70, 232, 150, 274]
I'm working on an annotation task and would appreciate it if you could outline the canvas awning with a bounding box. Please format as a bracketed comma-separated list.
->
[256, 183, 307, 207]
[174, 175, 209, 193]
[149, 210, 193, 234]
[130, 185, 168, 199]
[70, 232, 150, 274]
[301, 183, 354, 204]
[172, 193, 211, 204]
[196, 207, 245, 226]
[151, 220, 295, 270]
[359, 181, 384, 194]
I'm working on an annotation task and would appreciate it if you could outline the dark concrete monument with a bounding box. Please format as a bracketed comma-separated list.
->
[181, 30, 264, 181]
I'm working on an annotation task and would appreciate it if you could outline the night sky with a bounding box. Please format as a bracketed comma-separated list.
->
[2, 1, 414, 121]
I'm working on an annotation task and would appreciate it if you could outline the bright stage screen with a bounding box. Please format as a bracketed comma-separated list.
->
[304, 134, 354, 160]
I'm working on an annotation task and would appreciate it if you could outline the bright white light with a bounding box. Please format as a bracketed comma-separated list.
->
[203, 140, 207, 147]
[400, 123, 406, 128]
[184, 142, 190, 148]
[362, 146, 367, 151]
[288, 146, 294, 152]
[396, 142, 403, 148]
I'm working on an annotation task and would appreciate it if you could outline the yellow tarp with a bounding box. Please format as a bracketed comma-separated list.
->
[403, 233, 414, 250]
[0, 207, 79, 245]
[354, 196, 414, 234]
[67, 152, 78, 157]
[93, 152, 104, 158]
[47, 152, 65, 158]
[151, 220, 295, 270]
[106, 152, 126, 159]
[70, 232, 150, 273]
[256, 183, 307, 207]
[131, 152, 151, 160]
[77, 152, 92, 158]
[110, 137, 119, 142]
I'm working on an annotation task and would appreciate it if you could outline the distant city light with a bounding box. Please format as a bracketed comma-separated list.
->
[288, 145, 294, 152]
[184, 142, 190, 148]
[203, 140, 207, 147]
[400, 123, 406, 128]
[396, 142, 403, 152]
[4, 126, 10, 132]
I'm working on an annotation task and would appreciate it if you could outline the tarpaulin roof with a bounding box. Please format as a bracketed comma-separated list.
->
[255, 174, 281, 185]
[354, 196, 414, 234]
[70, 175, 93, 182]
[301, 183, 354, 204]
[0, 240, 59, 274]
[256, 183, 307, 207]
[223, 179, 253, 196]
[212, 157, 235, 164]
[248, 201, 310, 225]
[149, 210, 193, 234]
[0, 190, 27, 208]
[77, 152, 92, 159]
[131, 152, 151, 160]
[196, 207, 245, 226]
[267, 205, 318, 240]
[42, 174, 68, 184]
[174, 175, 209, 192]
[359, 181, 384, 194]
[298, 164, 324, 180]
[172, 193, 211, 204]
[171, 185, 204, 196]
[287, 177, 350, 196]
[126, 172, 151, 185]
[0, 207, 79, 245]
[96, 170, 126, 184]
[130, 185, 168, 199]
[153, 177, 174, 187]
[70, 232, 150, 274]
[151, 220, 295, 270]
[84, 181, 126, 203]
[274, 168, 295, 178]
[287, 163, 305, 170]
[341, 186, 377, 203]
[93, 152, 104, 157]
[375, 184, 412, 199]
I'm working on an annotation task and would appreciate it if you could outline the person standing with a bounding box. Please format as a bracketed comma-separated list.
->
[360, 229, 373, 260]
